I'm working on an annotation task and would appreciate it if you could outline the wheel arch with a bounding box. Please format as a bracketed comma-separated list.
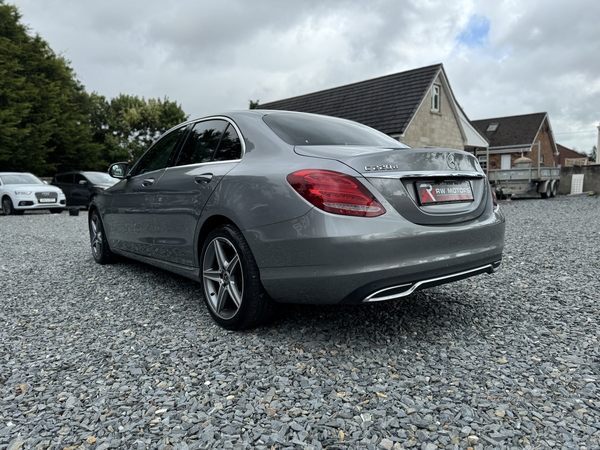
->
[196, 214, 239, 263]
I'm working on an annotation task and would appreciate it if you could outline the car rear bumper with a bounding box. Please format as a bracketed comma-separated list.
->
[245, 207, 505, 304]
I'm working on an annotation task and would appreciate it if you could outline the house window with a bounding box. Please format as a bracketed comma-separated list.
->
[478, 155, 488, 170]
[486, 123, 499, 132]
[431, 85, 440, 112]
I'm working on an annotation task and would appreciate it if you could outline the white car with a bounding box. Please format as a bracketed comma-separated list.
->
[0, 172, 67, 215]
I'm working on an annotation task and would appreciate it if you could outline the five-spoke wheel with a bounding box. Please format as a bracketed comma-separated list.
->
[200, 225, 272, 330]
[89, 211, 115, 264]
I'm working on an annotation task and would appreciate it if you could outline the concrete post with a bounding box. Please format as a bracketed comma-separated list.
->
[597, 123, 599, 164]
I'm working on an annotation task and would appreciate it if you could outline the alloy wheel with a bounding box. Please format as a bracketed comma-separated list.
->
[202, 237, 244, 320]
[90, 214, 103, 259]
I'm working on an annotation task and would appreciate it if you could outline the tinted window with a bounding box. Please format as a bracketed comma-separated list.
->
[213, 124, 242, 161]
[263, 112, 408, 148]
[175, 120, 228, 166]
[136, 126, 187, 175]
[55, 174, 74, 184]
[85, 172, 118, 184]
[75, 173, 87, 184]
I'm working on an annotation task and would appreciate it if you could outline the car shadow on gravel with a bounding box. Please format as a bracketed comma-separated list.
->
[110, 257, 497, 345]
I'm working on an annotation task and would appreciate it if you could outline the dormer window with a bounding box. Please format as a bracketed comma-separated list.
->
[487, 122, 499, 132]
[431, 85, 440, 112]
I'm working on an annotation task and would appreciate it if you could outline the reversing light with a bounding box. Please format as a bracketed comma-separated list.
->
[286, 169, 386, 217]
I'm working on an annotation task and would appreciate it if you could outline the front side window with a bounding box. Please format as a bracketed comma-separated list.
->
[431, 85, 440, 112]
[135, 126, 187, 175]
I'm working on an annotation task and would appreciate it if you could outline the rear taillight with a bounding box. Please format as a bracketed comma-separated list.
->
[287, 169, 385, 217]
[489, 183, 498, 208]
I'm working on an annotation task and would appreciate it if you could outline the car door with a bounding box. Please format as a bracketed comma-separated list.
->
[70, 173, 91, 206]
[54, 173, 74, 202]
[104, 125, 188, 257]
[151, 119, 244, 266]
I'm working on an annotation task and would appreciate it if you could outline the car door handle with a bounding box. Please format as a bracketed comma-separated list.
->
[142, 178, 155, 186]
[195, 174, 213, 184]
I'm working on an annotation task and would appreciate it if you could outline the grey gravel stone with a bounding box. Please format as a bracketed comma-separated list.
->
[1, 196, 600, 449]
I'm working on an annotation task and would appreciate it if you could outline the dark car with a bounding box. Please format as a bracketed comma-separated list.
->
[89, 110, 505, 330]
[51, 171, 118, 207]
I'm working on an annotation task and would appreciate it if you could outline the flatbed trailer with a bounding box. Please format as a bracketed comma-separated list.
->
[488, 164, 561, 199]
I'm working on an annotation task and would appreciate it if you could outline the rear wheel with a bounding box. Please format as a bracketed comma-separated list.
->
[550, 181, 558, 198]
[50, 208, 63, 214]
[200, 224, 273, 330]
[89, 211, 116, 264]
[540, 182, 551, 199]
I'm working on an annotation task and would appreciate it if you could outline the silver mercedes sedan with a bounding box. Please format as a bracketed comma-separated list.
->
[89, 110, 505, 330]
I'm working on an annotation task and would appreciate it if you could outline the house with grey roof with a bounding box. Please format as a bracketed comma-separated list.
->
[259, 63, 488, 153]
[471, 112, 560, 171]
[556, 143, 589, 167]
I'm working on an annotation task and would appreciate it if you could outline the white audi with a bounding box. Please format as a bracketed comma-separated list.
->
[0, 172, 66, 215]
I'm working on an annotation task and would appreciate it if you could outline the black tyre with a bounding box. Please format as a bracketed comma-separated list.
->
[2, 196, 16, 215]
[50, 208, 64, 214]
[89, 210, 116, 264]
[550, 181, 558, 198]
[540, 183, 551, 199]
[200, 224, 273, 330]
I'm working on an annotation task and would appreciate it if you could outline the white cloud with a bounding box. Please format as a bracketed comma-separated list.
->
[11, 0, 600, 153]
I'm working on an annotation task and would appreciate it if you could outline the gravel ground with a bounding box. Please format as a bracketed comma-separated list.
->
[1, 196, 599, 450]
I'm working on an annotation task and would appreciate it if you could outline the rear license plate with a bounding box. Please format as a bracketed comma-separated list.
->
[38, 198, 56, 203]
[417, 181, 473, 205]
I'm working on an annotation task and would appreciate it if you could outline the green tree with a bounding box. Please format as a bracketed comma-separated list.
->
[0, 1, 103, 175]
[589, 145, 597, 163]
[249, 99, 260, 109]
[88, 93, 188, 164]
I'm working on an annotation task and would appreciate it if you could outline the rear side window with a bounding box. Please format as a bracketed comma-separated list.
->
[213, 124, 242, 161]
[55, 174, 74, 184]
[263, 112, 408, 148]
[175, 120, 241, 166]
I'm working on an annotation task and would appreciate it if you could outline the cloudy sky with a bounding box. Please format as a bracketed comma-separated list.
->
[11, 0, 600, 153]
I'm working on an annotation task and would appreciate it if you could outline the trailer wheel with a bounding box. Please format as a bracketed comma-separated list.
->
[540, 182, 551, 199]
[550, 181, 558, 198]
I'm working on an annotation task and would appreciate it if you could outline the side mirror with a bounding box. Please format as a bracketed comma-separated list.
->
[79, 180, 88, 185]
[108, 162, 129, 179]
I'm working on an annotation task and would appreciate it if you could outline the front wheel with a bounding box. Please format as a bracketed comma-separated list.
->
[89, 211, 116, 264]
[2, 197, 16, 215]
[200, 224, 272, 330]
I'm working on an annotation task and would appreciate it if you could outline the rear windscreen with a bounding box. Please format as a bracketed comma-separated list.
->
[263, 112, 409, 148]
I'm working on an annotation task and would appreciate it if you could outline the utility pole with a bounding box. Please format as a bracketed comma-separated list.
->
[597, 123, 599, 164]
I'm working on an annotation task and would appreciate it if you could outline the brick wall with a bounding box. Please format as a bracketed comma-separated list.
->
[400, 76, 464, 150]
